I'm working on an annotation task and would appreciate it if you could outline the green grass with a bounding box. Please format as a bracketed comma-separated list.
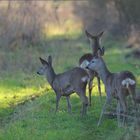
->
[0, 89, 124, 140]
[0, 35, 140, 140]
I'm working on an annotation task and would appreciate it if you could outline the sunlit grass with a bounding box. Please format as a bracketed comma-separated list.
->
[0, 34, 140, 140]
[0, 75, 52, 117]
[0, 86, 42, 105]
[44, 20, 82, 39]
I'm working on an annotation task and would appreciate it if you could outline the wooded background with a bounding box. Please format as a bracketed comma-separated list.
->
[0, 2, 140, 139]
[0, 0, 140, 48]
[0, 0, 140, 73]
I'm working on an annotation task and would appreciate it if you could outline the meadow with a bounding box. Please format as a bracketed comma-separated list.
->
[0, 32, 140, 140]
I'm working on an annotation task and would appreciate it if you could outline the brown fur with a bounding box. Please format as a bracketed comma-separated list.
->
[79, 30, 104, 106]
[37, 56, 89, 116]
[87, 57, 137, 126]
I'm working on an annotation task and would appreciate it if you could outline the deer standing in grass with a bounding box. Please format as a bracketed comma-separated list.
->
[79, 30, 104, 106]
[37, 56, 89, 116]
[87, 56, 137, 126]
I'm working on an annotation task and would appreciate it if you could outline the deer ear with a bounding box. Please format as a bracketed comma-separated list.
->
[39, 57, 48, 65]
[85, 30, 93, 38]
[98, 47, 105, 56]
[98, 31, 104, 38]
[48, 55, 52, 65]
[97, 49, 102, 58]
[101, 46, 105, 55]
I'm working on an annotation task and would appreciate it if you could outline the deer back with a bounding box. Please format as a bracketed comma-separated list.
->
[52, 67, 89, 91]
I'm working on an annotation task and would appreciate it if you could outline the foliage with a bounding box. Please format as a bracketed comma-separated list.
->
[0, 36, 140, 139]
[0, 1, 140, 139]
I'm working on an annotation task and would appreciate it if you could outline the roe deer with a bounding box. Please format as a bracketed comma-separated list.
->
[37, 56, 89, 116]
[87, 57, 137, 126]
[79, 30, 104, 106]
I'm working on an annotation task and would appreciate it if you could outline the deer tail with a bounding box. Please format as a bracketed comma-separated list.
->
[122, 78, 136, 88]
[122, 78, 136, 101]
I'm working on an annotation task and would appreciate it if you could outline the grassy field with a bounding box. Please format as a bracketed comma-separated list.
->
[0, 34, 140, 140]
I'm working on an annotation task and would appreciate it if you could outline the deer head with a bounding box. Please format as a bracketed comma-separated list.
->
[37, 56, 53, 75]
[85, 30, 105, 57]
[86, 57, 105, 72]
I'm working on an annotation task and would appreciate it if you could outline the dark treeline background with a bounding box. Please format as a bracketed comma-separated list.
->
[0, 0, 140, 73]
[0, 0, 140, 48]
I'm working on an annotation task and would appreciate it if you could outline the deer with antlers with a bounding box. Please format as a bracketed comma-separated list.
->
[79, 30, 104, 106]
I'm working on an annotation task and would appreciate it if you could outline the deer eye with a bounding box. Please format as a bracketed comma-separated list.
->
[92, 60, 95, 63]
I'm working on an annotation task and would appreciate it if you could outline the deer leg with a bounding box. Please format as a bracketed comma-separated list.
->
[55, 94, 61, 113]
[78, 91, 88, 116]
[66, 96, 72, 114]
[119, 95, 127, 127]
[116, 101, 121, 127]
[133, 99, 138, 119]
[98, 89, 112, 126]
[97, 76, 102, 103]
[82, 95, 88, 116]
[97, 98, 109, 126]
[83, 95, 88, 116]
[88, 79, 93, 106]
[128, 88, 138, 117]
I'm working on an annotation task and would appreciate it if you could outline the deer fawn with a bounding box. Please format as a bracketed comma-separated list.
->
[37, 56, 89, 116]
[87, 56, 137, 126]
[79, 30, 104, 106]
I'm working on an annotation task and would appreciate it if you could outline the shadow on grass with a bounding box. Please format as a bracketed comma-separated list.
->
[0, 88, 123, 139]
[0, 36, 139, 139]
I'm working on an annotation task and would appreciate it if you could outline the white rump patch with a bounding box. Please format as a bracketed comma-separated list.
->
[81, 76, 89, 82]
[122, 78, 136, 88]
[80, 60, 89, 68]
